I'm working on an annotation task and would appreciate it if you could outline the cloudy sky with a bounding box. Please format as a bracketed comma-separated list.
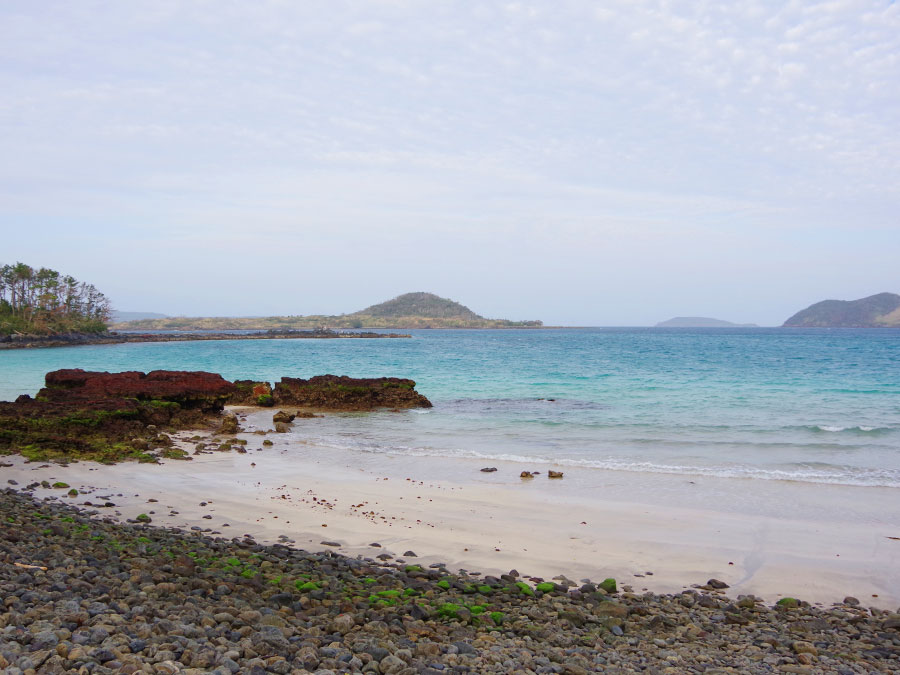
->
[1, 1, 898, 325]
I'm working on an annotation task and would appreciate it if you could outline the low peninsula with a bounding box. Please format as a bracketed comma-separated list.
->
[0, 329, 409, 351]
[783, 292, 900, 327]
[112, 292, 543, 331]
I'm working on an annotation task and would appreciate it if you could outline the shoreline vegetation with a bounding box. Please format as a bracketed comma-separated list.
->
[0, 262, 111, 336]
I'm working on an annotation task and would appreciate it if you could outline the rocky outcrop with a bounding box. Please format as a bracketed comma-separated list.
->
[0, 370, 235, 463]
[272, 375, 432, 410]
[43, 369, 235, 407]
[0, 370, 431, 462]
[228, 380, 273, 406]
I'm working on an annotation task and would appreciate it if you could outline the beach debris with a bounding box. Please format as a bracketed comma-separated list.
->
[548, 470, 564, 479]
[480, 467, 497, 472]
[13, 562, 48, 571]
[520, 471, 534, 479]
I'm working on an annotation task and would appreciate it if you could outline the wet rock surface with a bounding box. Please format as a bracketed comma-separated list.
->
[273, 375, 433, 410]
[0, 370, 234, 463]
[0, 370, 431, 463]
[1, 488, 897, 674]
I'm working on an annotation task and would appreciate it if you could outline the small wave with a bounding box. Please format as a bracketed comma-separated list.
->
[808, 424, 890, 434]
[298, 437, 900, 488]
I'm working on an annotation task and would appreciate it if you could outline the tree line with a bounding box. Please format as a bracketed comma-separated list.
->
[0, 262, 112, 335]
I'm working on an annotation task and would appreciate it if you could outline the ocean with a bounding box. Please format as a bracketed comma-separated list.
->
[2, 327, 899, 490]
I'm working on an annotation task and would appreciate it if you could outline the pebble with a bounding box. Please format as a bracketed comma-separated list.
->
[0, 487, 896, 675]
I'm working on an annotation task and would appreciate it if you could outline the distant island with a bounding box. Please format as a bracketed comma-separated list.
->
[110, 311, 169, 323]
[112, 292, 543, 330]
[656, 317, 758, 328]
[783, 292, 900, 327]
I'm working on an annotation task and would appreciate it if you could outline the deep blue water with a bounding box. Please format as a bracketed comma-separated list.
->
[2, 328, 898, 487]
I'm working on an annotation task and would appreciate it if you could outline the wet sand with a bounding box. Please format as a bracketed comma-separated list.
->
[4, 407, 899, 610]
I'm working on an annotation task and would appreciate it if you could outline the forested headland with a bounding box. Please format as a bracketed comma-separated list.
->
[0, 262, 111, 335]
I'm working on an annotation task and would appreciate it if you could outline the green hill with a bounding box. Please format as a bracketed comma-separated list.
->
[353, 292, 482, 320]
[783, 292, 900, 327]
[111, 292, 542, 330]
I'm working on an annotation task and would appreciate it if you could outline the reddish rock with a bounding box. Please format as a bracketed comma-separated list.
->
[42, 369, 234, 408]
[228, 380, 273, 405]
[273, 375, 432, 410]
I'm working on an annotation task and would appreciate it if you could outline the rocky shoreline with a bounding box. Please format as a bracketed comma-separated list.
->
[0, 329, 409, 350]
[0, 370, 431, 463]
[1, 488, 898, 674]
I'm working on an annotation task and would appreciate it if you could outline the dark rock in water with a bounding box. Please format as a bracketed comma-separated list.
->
[707, 579, 730, 589]
[480, 467, 497, 472]
[274, 422, 291, 433]
[548, 470, 564, 479]
[272, 410, 296, 424]
[520, 471, 534, 479]
[220, 414, 240, 434]
[273, 374, 432, 410]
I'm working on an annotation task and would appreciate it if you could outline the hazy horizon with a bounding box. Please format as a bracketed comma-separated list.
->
[2, 2, 898, 326]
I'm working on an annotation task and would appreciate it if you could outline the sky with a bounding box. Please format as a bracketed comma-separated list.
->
[1, 1, 898, 326]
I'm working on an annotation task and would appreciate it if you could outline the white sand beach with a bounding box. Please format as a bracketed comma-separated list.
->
[5, 407, 899, 610]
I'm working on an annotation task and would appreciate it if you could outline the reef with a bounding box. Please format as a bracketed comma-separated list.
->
[0, 370, 431, 463]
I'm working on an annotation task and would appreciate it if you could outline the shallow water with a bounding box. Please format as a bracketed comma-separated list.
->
[2, 327, 899, 488]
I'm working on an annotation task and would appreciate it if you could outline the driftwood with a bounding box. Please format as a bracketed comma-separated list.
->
[13, 562, 48, 571]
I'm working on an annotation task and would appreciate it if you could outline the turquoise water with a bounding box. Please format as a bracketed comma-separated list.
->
[2, 328, 899, 487]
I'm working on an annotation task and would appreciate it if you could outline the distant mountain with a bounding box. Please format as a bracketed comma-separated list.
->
[656, 317, 758, 328]
[111, 293, 542, 330]
[110, 311, 169, 323]
[783, 292, 900, 327]
[353, 292, 482, 320]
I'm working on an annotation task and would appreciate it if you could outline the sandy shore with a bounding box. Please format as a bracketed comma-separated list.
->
[4, 406, 899, 610]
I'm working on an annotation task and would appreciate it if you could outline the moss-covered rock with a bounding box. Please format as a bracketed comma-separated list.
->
[599, 578, 618, 594]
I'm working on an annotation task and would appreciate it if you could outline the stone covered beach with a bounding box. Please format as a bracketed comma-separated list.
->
[2, 488, 900, 674]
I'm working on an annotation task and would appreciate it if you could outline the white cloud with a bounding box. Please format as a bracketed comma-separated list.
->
[0, 0, 897, 323]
